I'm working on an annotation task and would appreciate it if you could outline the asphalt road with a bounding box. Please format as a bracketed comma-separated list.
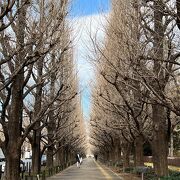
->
[47, 158, 123, 180]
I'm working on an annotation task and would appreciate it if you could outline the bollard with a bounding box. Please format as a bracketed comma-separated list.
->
[142, 172, 144, 180]
[135, 166, 149, 180]
[37, 174, 40, 180]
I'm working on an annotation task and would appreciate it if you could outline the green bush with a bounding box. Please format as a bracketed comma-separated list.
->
[124, 167, 134, 173]
[160, 171, 180, 180]
[143, 170, 180, 180]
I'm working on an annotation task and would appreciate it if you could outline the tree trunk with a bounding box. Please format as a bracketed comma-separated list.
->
[32, 129, 41, 174]
[47, 114, 55, 168]
[31, 67, 42, 174]
[152, 104, 168, 176]
[176, 0, 180, 29]
[134, 135, 144, 166]
[64, 147, 67, 164]
[106, 151, 109, 162]
[47, 146, 54, 168]
[31, 3, 44, 170]
[169, 131, 174, 157]
[123, 151, 130, 169]
[55, 144, 62, 165]
[6, 146, 21, 180]
[115, 140, 121, 162]
[5, 1, 26, 178]
[151, 0, 168, 176]
[109, 148, 115, 163]
[5, 72, 23, 179]
[5, 61, 24, 180]
[47, 56, 56, 168]
[122, 143, 131, 169]
[65, 146, 70, 163]
[31, 0, 45, 173]
[58, 145, 66, 165]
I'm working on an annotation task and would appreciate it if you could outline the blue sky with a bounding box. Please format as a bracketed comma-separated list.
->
[71, 0, 110, 17]
[71, 0, 110, 118]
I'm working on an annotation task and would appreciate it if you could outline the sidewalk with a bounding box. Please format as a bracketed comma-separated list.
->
[47, 158, 123, 180]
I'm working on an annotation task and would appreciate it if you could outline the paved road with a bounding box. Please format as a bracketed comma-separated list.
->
[47, 158, 123, 180]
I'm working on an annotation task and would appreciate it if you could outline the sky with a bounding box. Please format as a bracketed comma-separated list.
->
[70, 0, 110, 119]
[71, 0, 110, 17]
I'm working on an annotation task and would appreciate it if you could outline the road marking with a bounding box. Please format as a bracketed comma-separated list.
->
[94, 160, 112, 179]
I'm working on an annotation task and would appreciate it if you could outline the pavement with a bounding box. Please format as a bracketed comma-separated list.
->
[47, 158, 123, 180]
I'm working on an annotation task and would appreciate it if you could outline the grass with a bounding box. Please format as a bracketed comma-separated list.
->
[109, 162, 180, 180]
[144, 163, 180, 172]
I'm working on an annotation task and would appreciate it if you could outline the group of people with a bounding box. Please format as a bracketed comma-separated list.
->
[76, 154, 83, 168]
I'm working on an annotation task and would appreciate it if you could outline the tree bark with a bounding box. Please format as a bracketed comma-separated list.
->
[56, 144, 66, 165]
[6, 71, 23, 179]
[152, 105, 168, 176]
[55, 143, 63, 165]
[31, 57, 43, 174]
[31, 0, 44, 172]
[169, 131, 174, 157]
[106, 151, 109, 161]
[32, 129, 41, 174]
[109, 148, 115, 163]
[176, 0, 180, 30]
[134, 135, 144, 166]
[47, 54, 56, 168]
[47, 145, 54, 168]
[6, 148, 21, 180]
[5, 1, 26, 178]
[31, 48, 43, 174]
[114, 140, 121, 163]
[47, 113, 55, 168]
[122, 143, 131, 169]
[151, 0, 168, 176]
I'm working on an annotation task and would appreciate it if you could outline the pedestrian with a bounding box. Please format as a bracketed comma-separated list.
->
[76, 153, 80, 168]
[80, 156, 83, 164]
[95, 154, 98, 161]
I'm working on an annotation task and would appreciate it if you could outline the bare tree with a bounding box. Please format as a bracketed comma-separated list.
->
[89, 0, 180, 177]
[0, 0, 85, 178]
[0, 0, 30, 31]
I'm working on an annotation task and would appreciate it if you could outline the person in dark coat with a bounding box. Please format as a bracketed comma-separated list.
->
[95, 154, 98, 161]
[76, 154, 80, 168]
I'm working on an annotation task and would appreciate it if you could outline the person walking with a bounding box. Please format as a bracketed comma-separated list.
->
[76, 154, 81, 168]
[80, 156, 83, 164]
[95, 154, 98, 161]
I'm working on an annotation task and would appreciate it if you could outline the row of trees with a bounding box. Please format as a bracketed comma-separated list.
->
[90, 0, 180, 177]
[0, 0, 86, 179]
